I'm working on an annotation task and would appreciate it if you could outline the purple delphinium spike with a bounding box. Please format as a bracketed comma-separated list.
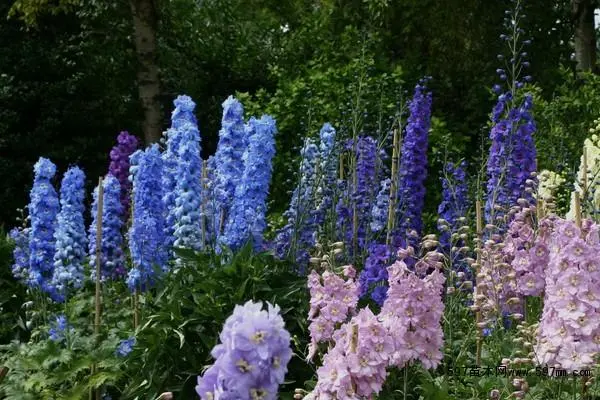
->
[221, 115, 277, 251]
[395, 82, 432, 246]
[28, 157, 60, 294]
[108, 131, 139, 216]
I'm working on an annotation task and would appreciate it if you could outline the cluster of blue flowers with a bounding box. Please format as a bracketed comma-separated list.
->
[28, 158, 60, 292]
[370, 178, 391, 233]
[9, 227, 30, 282]
[438, 161, 469, 251]
[195, 301, 292, 400]
[214, 96, 248, 240]
[172, 98, 203, 254]
[358, 243, 392, 305]
[274, 137, 319, 267]
[51, 167, 87, 301]
[89, 175, 126, 281]
[116, 336, 136, 357]
[314, 123, 338, 228]
[48, 314, 73, 343]
[221, 115, 277, 251]
[485, 1, 537, 225]
[127, 145, 167, 291]
[395, 82, 432, 246]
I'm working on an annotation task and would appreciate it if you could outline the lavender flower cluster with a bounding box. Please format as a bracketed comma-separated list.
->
[195, 301, 292, 400]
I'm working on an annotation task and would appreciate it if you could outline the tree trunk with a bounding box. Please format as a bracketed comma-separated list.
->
[130, 0, 162, 144]
[572, 0, 597, 73]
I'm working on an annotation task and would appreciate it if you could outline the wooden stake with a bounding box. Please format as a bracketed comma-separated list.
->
[386, 129, 400, 246]
[575, 192, 582, 229]
[339, 153, 344, 181]
[582, 147, 588, 217]
[92, 177, 104, 400]
[475, 199, 483, 367]
[133, 290, 139, 329]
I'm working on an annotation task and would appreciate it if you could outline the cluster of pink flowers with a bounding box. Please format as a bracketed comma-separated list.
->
[311, 308, 394, 399]
[535, 218, 600, 372]
[307, 265, 360, 360]
[380, 247, 445, 369]
[504, 206, 550, 297]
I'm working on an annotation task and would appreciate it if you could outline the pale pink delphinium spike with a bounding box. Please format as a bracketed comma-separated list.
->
[380, 247, 446, 369]
[307, 265, 360, 361]
[535, 218, 600, 372]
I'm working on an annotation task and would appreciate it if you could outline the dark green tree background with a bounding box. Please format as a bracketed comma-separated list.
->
[0, 0, 595, 228]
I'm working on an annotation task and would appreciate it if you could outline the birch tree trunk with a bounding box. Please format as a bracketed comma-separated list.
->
[572, 0, 597, 73]
[130, 0, 162, 144]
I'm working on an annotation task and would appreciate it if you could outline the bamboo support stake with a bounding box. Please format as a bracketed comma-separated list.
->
[475, 200, 483, 367]
[133, 290, 139, 329]
[386, 129, 400, 246]
[92, 177, 104, 400]
[575, 192, 582, 229]
[582, 147, 588, 217]
[339, 153, 344, 180]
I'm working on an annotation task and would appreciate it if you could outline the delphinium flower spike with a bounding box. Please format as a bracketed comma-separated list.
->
[28, 157, 60, 294]
[485, 0, 537, 226]
[314, 123, 338, 230]
[274, 138, 319, 269]
[221, 115, 277, 251]
[9, 226, 30, 283]
[127, 145, 167, 291]
[195, 300, 293, 400]
[51, 166, 87, 301]
[163, 95, 199, 250]
[89, 175, 126, 281]
[214, 96, 247, 238]
[395, 81, 432, 246]
[108, 131, 139, 216]
[172, 107, 203, 256]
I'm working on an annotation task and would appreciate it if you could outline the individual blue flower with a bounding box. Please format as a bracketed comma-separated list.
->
[116, 336, 136, 357]
[9, 227, 30, 283]
[89, 175, 125, 281]
[172, 118, 203, 255]
[395, 82, 432, 246]
[274, 138, 319, 268]
[28, 157, 60, 293]
[127, 145, 167, 291]
[213, 96, 247, 235]
[51, 166, 87, 302]
[221, 115, 277, 251]
[195, 301, 292, 400]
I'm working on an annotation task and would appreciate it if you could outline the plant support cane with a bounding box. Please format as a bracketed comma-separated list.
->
[91, 177, 104, 400]
[475, 199, 483, 367]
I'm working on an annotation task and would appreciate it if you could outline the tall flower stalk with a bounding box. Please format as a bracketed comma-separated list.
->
[395, 82, 432, 246]
[127, 145, 167, 291]
[485, 0, 537, 225]
[28, 157, 60, 294]
[51, 166, 87, 301]
[89, 174, 125, 281]
[214, 96, 247, 238]
[108, 131, 139, 216]
[221, 115, 277, 251]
